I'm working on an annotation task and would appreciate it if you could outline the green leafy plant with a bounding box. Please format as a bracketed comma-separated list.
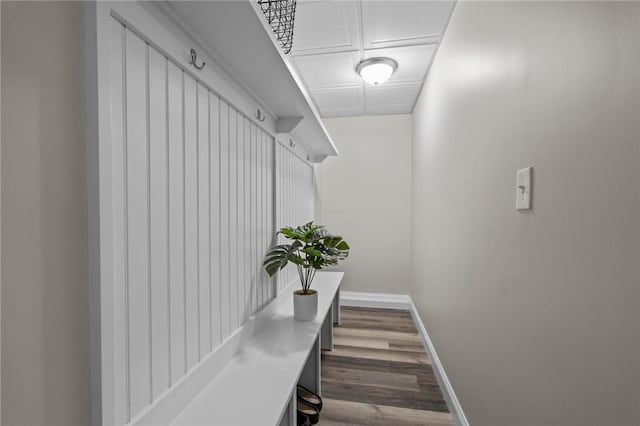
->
[264, 222, 350, 294]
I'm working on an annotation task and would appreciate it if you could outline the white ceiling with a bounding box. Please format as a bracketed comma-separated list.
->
[290, 0, 456, 117]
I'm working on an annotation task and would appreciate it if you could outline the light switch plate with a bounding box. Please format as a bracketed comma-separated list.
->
[516, 167, 532, 210]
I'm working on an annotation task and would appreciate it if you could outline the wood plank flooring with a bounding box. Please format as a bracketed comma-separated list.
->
[319, 307, 452, 426]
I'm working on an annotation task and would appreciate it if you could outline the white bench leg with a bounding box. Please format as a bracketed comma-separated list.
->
[332, 289, 340, 325]
[298, 335, 321, 395]
[278, 388, 298, 426]
[321, 305, 334, 351]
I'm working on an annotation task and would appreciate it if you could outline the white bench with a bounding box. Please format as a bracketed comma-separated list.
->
[166, 271, 344, 426]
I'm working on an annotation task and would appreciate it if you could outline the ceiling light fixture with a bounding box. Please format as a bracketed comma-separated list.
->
[356, 58, 398, 85]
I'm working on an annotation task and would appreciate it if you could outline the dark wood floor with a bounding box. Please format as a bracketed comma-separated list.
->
[319, 307, 452, 426]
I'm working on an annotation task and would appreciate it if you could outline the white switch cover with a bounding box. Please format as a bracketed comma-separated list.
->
[516, 167, 532, 210]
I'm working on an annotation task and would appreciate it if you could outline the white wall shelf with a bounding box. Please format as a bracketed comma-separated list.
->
[164, 1, 338, 163]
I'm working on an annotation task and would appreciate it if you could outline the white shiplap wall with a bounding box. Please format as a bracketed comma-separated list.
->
[275, 142, 315, 294]
[109, 20, 278, 423]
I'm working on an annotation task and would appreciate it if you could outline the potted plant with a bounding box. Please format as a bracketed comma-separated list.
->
[264, 222, 350, 321]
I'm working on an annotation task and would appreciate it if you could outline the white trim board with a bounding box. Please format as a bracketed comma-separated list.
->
[339, 291, 411, 310]
[408, 300, 470, 426]
[339, 291, 469, 426]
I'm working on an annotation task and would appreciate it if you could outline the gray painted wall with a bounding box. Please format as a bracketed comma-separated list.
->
[411, 2, 640, 425]
[1, 2, 90, 425]
[317, 115, 412, 294]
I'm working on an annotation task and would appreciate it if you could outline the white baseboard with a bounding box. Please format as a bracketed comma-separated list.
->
[339, 291, 469, 426]
[407, 299, 469, 426]
[339, 291, 411, 310]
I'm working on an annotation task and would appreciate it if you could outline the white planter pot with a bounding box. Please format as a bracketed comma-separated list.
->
[293, 290, 318, 321]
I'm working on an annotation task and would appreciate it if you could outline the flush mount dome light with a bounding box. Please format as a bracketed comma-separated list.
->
[356, 58, 398, 85]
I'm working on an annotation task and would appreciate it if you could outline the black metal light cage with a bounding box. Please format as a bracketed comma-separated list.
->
[257, 0, 297, 54]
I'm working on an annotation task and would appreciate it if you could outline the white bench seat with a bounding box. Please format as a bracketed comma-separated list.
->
[169, 272, 344, 426]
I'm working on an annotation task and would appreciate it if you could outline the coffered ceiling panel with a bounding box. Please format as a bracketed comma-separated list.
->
[293, 51, 361, 88]
[366, 104, 413, 115]
[366, 83, 422, 108]
[363, 44, 438, 85]
[292, 1, 360, 55]
[311, 86, 364, 117]
[361, 1, 455, 49]
[291, 0, 456, 117]
[366, 83, 420, 115]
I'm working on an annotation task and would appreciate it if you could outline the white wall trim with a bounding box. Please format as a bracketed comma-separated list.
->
[339, 291, 411, 310]
[339, 291, 469, 426]
[407, 299, 469, 426]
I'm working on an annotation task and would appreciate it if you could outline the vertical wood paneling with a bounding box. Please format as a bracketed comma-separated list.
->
[287, 146, 293, 292]
[255, 130, 261, 308]
[264, 132, 270, 305]
[197, 83, 211, 357]
[229, 109, 238, 332]
[243, 119, 249, 317]
[244, 119, 255, 317]
[276, 144, 284, 294]
[108, 22, 306, 422]
[258, 130, 265, 308]
[256, 125, 262, 310]
[148, 48, 170, 399]
[275, 142, 315, 294]
[237, 117, 246, 322]
[250, 123, 257, 314]
[266, 135, 272, 302]
[263, 132, 272, 304]
[209, 96, 222, 348]
[219, 102, 230, 340]
[167, 61, 186, 385]
[276, 143, 286, 294]
[124, 29, 151, 414]
[110, 20, 128, 424]
[266, 132, 273, 305]
[183, 75, 199, 369]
